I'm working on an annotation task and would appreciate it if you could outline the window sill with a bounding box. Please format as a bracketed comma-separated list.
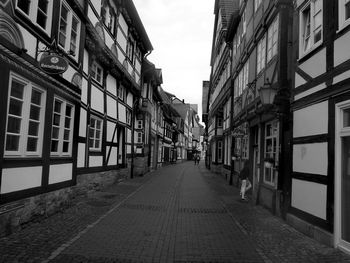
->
[336, 20, 350, 35]
[298, 41, 323, 62]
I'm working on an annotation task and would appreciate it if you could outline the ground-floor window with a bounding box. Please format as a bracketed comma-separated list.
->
[217, 140, 223, 163]
[89, 115, 103, 151]
[264, 120, 279, 186]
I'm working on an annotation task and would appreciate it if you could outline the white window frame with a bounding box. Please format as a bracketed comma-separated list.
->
[267, 15, 279, 62]
[15, 0, 53, 34]
[137, 120, 143, 129]
[242, 135, 249, 160]
[137, 132, 143, 143]
[338, 0, 350, 31]
[58, 0, 81, 60]
[91, 62, 103, 85]
[264, 120, 279, 187]
[5, 73, 46, 157]
[50, 97, 74, 156]
[299, 0, 323, 57]
[89, 116, 103, 151]
[257, 34, 266, 74]
[254, 0, 262, 12]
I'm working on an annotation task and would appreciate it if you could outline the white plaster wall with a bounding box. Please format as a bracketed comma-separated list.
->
[334, 30, 350, 67]
[118, 104, 126, 123]
[333, 69, 350, 85]
[107, 147, 118, 166]
[62, 65, 76, 85]
[89, 156, 103, 167]
[83, 49, 89, 74]
[135, 60, 141, 74]
[118, 14, 128, 35]
[49, 163, 72, 184]
[106, 75, 117, 96]
[18, 25, 37, 58]
[107, 95, 117, 119]
[106, 121, 116, 142]
[126, 128, 131, 143]
[116, 28, 127, 52]
[127, 145, 131, 154]
[293, 101, 328, 137]
[295, 72, 307, 88]
[1, 167, 42, 194]
[81, 78, 88, 105]
[88, 5, 100, 23]
[293, 143, 328, 175]
[77, 143, 85, 168]
[117, 47, 126, 64]
[91, 86, 104, 113]
[79, 108, 87, 137]
[294, 83, 327, 100]
[126, 93, 133, 107]
[104, 29, 114, 49]
[299, 48, 326, 78]
[291, 179, 327, 220]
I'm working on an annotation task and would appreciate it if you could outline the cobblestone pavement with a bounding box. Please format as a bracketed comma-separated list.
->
[1, 162, 350, 262]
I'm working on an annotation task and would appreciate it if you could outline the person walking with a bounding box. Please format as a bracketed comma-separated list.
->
[239, 160, 252, 201]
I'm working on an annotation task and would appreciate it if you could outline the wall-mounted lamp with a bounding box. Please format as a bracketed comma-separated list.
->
[258, 79, 278, 106]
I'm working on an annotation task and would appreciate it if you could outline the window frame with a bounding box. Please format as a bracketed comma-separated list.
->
[50, 97, 75, 157]
[137, 132, 143, 143]
[15, 0, 53, 34]
[91, 61, 103, 85]
[257, 34, 266, 74]
[89, 115, 103, 152]
[264, 120, 279, 186]
[58, 0, 81, 60]
[267, 15, 279, 63]
[4, 73, 46, 157]
[338, 0, 350, 31]
[299, 0, 323, 58]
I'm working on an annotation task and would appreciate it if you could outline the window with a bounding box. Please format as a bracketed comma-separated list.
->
[137, 120, 143, 129]
[58, 1, 80, 59]
[5, 74, 46, 157]
[126, 109, 131, 125]
[127, 37, 135, 65]
[267, 16, 279, 62]
[217, 117, 223, 128]
[137, 132, 143, 143]
[243, 61, 249, 92]
[254, 0, 262, 12]
[118, 85, 124, 101]
[299, 0, 322, 56]
[339, 0, 350, 30]
[101, 0, 116, 34]
[16, 0, 53, 33]
[89, 116, 103, 151]
[242, 135, 249, 159]
[50, 98, 74, 156]
[91, 62, 103, 84]
[264, 121, 279, 186]
[257, 34, 266, 73]
[217, 140, 223, 163]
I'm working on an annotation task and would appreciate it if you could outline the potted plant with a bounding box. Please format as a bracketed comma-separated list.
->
[264, 157, 275, 168]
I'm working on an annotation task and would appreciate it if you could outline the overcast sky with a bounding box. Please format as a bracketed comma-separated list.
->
[133, 0, 215, 120]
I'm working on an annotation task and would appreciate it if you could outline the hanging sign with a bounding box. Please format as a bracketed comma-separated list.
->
[39, 53, 68, 74]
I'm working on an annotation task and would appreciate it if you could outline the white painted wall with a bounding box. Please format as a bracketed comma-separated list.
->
[118, 103, 126, 123]
[107, 95, 117, 119]
[293, 101, 328, 137]
[299, 48, 326, 78]
[18, 25, 37, 58]
[89, 156, 103, 167]
[79, 108, 87, 137]
[294, 83, 327, 100]
[106, 75, 117, 96]
[293, 143, 328, 175]
[77, 143, 85, 168]
[49, 163, 72, 184]
[91, 85, 104, 113]
[81, 77, 88, 105]
[107, 147, 118, 166]
[333, 69, 350, 85]
[334, 30, 350, 67]
[126, 128, 131, 143]
[106, 121, 116, 142]
[1, 167, 42, 194]
[88, 5, 100, 25]
[118, 14, 128, 36]
[291, 179, 327, 220]
[83, 49, 89, 74]
[126, 93, 133, 107]
[104, 28, 114, 49]
[295, 72, 307, 88]
[116, 28, 127, 52]
[62, 65, 77, 85]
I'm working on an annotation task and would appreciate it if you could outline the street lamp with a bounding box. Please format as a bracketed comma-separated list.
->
[258, 79, 278, 106]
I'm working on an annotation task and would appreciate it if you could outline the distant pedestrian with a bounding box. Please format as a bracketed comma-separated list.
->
[239, 160, 252, 201]
[194, 154, 199, 165]
[196, 155, 200, 165]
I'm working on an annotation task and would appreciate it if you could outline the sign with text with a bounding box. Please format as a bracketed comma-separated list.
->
[39, 53, 68, 74]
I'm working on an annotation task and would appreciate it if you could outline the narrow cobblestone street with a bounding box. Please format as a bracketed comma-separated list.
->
[1, 162, 350, 262]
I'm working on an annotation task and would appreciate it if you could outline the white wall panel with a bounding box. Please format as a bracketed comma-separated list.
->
[106, 75, 117, 96]
[82, 78, 88, 104]
[105, 29, 114, 48]
[294, 83, 327, 100]
[107, 147, 118, 166]
[126, 93, 133, 107]
[291, 179, 327, 219]
[118, 104, 126, 123]
[333, 69, 350, 85]
[295, 72, 307, 88]
[88, 5, 100, 24]
[77, 143, 85, 168]
[79, 108, 87, 137]
[293, 101, 328, 137]
[91, 86, 104, 113]
[49, 163, 72, 184]
[106, 121, 116, 142]
[293, 143, 328, 175]
[18, 25, 37, 58]
[107, 95, 117, 119]
[127, 145, 131, 154]
[126, 128, 131, 143]
[118, 14, 128, 35]
[83, 49, 89, 74]
[89, 156, 103, 167]
[62, 65, 76, 84]
[116, 28, 127, 52]
[299, 48, 326, 78]
[334, 30, 350, 67]
[1, 167, 42, 194]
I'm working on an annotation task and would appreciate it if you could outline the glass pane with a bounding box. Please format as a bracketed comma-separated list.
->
[53, 114, 61, 126]
[64, 117, 70, 128]
[89, 128, 94, 138]
[51, 140, 58, 152]
[95, 139, 100, 149]
[28, 121, 39, 136]
[64, 129, 70, 140]
[6, 134, 20, 151]
[314, 29, 322, 43]
[31, 89, 42, 105]
[343, 108, 350, 127]
[63, 141, 69, 153]
[37, 11, 47, 28]
[38, 0, 48, 11]
[52, 127, 59, 139]
[314, 12, 322, 29]
[27, 137, 38, 152]
[11, 80, 24, 99]
[90, 118, 95, 128]
[7, 116, 21, 133]
[17, 0, 30, 14]
[266, 124, 272, 137]
[59, 32, 66, 47]
[341, 136, 350, 242]
[54, 100, 62, 113]
[96, 120, 101, 129]
[96, 130, 100, 139]
[9, 98, 23, 116]
[66, 105, 72, 117]
[89, 138, 94, 148]
[346, 2, 350, 20]
[30, 105, 41, 121]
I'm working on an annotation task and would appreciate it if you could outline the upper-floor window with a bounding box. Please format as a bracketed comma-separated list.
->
[242, 8, 247, 37]
[91, 62, 103, 85]
[299, 0, 322, 56]
[137, 132, 143, 143]
[101, 0, 116, 34]
[118, 85, 125, 101]
[217, 117, 223, 128]
[127, 37, 135, 65]
[126, 109, 131, 125]
[267, 16, 279, 62]
[137, 120, 143, 129]
[51, 97, 74, 156]
[89, 116, 103, 151]
[5, 74, 46, 157]
[16, 0, 53, 34]
[339, 0, 350, 30]
[58, 1, 81, 60]
[254, 0, 262, 12]
[257, 34, 266, 74]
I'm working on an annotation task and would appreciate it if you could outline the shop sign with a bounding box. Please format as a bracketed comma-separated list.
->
[39, 53, 68, 74]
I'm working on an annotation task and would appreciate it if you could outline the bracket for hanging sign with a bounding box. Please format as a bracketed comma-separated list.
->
[38, 40, 69, 74]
